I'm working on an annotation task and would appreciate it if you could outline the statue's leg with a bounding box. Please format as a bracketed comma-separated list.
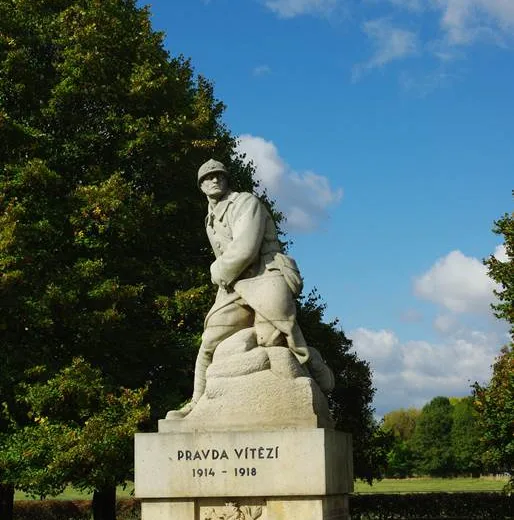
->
[254, 313, 286, 347]
[238, 275, 310, 364]
[193, 301, 254, 400]
[191, 323, 245, 401]
[166, 296, 252, 419]
[306, 346, 335, 393]
[236, 275, 334, 392]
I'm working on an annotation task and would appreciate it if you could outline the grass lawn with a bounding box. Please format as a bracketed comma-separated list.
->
[353, 476, 509, 494]
[15, 477, 508, 500]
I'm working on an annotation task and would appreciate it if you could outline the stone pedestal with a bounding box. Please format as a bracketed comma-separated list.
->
[135, 428, 353, 519]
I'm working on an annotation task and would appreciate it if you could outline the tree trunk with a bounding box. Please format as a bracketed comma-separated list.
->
[92, 485, 116, 520]
[0, 483, 14, 520]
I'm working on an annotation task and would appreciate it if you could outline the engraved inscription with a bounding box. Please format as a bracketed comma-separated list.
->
[178, 449, 229, 461]
[176, 444, 280, 480]
[177, 445, 279, 461]
[234, 467, 257, 476]
[192, 468, 216, 477]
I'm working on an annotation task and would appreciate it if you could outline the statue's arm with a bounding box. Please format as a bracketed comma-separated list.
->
[210, 194, 265, 287]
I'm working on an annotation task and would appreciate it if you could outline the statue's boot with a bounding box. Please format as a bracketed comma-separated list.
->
[165, 349, 211, 419]
[165, 400, 197, 419]
[307, 347, 335, 394]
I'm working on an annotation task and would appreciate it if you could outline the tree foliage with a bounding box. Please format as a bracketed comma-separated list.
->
[408, 397, 454, 477]
[484, 192, 514, 336]
[475, 193, 514, 490]
[297, 290, 391, 482]
[0, 358, 149, 519]
[383, 408, 420, 442]
[451, 397, 482, 476]
[0, 0, 256, 424]
[382, 408, 419, 478]
[0, 0, 251, 515]
[381, 398, 484, 478]
[473, 345, 514, 489]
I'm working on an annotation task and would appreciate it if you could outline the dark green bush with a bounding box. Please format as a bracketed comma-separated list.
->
[13, 498, 140, 520]
[14, 500, 90, 520]
[350, 492, 514, 519]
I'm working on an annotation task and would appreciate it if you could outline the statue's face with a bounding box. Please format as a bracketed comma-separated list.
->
[200, 172, 228, 200]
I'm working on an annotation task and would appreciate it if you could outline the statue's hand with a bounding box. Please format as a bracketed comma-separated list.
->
[210, 259, 224, 287]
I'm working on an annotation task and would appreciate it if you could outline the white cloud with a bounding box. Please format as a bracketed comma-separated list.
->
[414, 249, 499, 314]
[399, 67, 459, 96]
[253, 64, 272, 76]
[350, 326, 500, 415]
[351, 244, 509, 415]
[264, 0, 514, 84]
[493, 243, 508, 262]
[386, 0, 514, 46]
[353, 18, 419, 80]
[433, 0, 514, 46]
[387, 0, 424, 11]
[236, 134, 343, 232]
[400, 308, 424, 323]
[433, 313, 459, 334]
[351, 328, 400, 365]
[264, 0, 338, 18]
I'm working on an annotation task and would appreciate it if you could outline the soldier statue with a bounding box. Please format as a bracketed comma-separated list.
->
[167, 159, 334, 419]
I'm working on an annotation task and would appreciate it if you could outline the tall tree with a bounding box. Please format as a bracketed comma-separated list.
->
[473, 345, 514, 488]
[1, 358, 149, 520]
[410, 396, 454, 477]
[383, 408, 420, 442]
[0, 0, 251, 514]
[451, 397, 483, 476]
[0, 0, 259, 436]
[382, 408, 420, 478]
[475, 193, 514, 490]
[483, 192, 514, 336]
[297, 291, 391, 483]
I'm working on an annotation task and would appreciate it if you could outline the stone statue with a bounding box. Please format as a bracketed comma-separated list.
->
[166, 159, 334, 420]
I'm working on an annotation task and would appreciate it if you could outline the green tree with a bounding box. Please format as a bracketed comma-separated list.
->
[451, 397, 483, 476]
[383, 408, 420, 441]
[484, 192, 514, 336]
[0, 358, 149, 520]
[410, 396, 454, 477]
[475, 194, 514, 490]
[382, 408, 420, 478]
[385, 440, 416, 478]
[297, 291, 391, 483]
[0, 0, 244, 513]
[0, 0, 257, 418]
[473, 345, 514, 488]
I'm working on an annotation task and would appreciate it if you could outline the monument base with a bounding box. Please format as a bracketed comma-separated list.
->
[140, 495, 349, 519]
[135, 428, 353, 520]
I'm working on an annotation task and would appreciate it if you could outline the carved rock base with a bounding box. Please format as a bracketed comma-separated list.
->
[160, 328, 334, 432]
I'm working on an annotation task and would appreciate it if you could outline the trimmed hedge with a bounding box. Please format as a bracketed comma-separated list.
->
[13, 498, 140, 520]
[350, 492, 514, 519]
[12, 493, 514, 520]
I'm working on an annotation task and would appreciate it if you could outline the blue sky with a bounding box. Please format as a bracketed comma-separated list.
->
[140, 0, 513, 416]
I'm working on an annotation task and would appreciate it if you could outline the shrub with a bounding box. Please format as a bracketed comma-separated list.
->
[350, 492, 513, 519]
[13, 499, 140, 520]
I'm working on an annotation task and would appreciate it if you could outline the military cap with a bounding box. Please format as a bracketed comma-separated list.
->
[197, 159, 228, 187]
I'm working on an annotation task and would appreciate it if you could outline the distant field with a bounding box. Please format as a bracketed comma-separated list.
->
[15, 477, 508, 501]
[353, 476, 509, 494]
